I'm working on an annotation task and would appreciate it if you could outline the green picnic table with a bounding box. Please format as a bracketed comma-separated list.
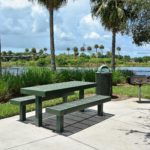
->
[21, 81, 96, 127]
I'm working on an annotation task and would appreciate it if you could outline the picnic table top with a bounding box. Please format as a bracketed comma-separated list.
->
[21, 81, 96, 97]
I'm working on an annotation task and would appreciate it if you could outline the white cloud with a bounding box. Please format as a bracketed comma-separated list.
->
[84, 32, 100, 39]
[31, 2, 45, 15]
[31, 3, 48, 33]
[80, 14, 100, 29]
[0, 0, 30, 9]
[60, 32, 73, 40]
[103, 34, 111, 38]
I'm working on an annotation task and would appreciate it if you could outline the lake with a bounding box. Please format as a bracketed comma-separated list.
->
[1, 67, 150, 76]
[117, 67, 150, 76]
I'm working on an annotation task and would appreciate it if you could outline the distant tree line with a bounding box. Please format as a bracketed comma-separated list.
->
[1, 47, 48, 61]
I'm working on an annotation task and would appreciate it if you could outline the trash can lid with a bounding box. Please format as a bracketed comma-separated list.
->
[97, 65, 111, 73]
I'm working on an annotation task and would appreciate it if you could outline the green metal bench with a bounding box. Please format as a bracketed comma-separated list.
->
[46, 95, 111, 133]
[10, 92, 74, 121]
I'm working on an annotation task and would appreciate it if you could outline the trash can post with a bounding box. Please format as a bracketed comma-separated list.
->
[95, 65, 112, 96]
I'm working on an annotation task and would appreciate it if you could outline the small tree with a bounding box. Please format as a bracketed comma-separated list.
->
[94, 44, 99, 53]
[43, 48, 47, 54]
[96, 52, 102, 58]
[66, 47, 70, 55]
[106, 51, 112, 58]
[31, 48, 37, 60]
[39, 49, 44, 56]
[2, 51, 7, 56]
[99, 45, 104, 56]
[8, 50, 13, 56]
[25, 48, 29, 54]
[80, 46, 86, 53]
[31, 48, 36, 54]
[73, 47, 79, 58]
[116, 47, 121, 56]
[87, 46, 92, 55]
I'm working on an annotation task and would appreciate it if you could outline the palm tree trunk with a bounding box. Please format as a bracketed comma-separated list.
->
[111, 30, 116, 71]
[49, 9, 56, 71]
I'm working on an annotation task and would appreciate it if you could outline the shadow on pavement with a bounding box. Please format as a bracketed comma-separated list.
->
[136, 101, 150, 104]
[24, 109, 114, 136]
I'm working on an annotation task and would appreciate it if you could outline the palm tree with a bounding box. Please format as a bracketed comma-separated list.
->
[99, 44, 104, 56]
[66, 47, 70, 55]
[116, 46, 121, 56]
[91, 0, 128, 70]
[94, 44, 99, 53]
[73, 47, 79, 58]
[39, 49, 44, 55]
[80, 46, 86, 53]
[2, 51, 7, 56]
[43, 48, 47, 54]
[30, 0, 67, 71]
[8, 50, 13, 56]
[87, 46, 92, 52]
[31, 47, 37, 60]
[25, 48, 29, 55]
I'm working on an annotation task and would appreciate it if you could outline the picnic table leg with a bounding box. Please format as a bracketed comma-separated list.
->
[79, 89, 84, 112]
[56, 115, 64, 133]
[63, 96, 67, 103]
[138, 84, 142, 102]
[98, 104, 103, 116]
[35, 96, 42, 127]
[20, 104, 26, 121]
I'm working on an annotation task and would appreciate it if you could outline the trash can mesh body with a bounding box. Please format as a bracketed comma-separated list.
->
[96, 65, 112, 96]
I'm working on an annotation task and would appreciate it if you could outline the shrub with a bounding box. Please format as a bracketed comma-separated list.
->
[83, 70, 96, 82]
[119, 70, 135, 79]
[112, 71, 126, 85]
[36, 58, 48, 67]
[21, 67, 53, 87]
[0, 80, 10, 103]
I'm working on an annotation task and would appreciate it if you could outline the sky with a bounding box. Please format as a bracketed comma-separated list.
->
[0, 0, 150, 57]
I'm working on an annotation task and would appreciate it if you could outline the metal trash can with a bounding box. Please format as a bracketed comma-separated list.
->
[96, 65, 112, 96]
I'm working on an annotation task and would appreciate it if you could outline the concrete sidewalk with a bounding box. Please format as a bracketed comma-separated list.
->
[0, 98, 150, 150]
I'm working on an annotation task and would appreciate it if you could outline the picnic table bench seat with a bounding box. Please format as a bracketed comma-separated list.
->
[10, 96, 35, 121]
[10, 92, 74, 121]
[46, 95, 111, 133]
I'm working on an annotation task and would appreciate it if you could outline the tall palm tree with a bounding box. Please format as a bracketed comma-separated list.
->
[94, 44, 99, 53]
[91, 0, 128, 70]
[25, 48, 29, 55]
[80, 46, 85, 53]
[31, 47, 37, 60]
[66, 47, 70, 55]
[116, 46, 121, 56]
[30, 0, 67, 71]
[43, 48, 47, 54]
[73, 47, 79, 58]
[39, 49, 44, 55]
[99, 44, 104, 55]
[87, 46, 92, 52]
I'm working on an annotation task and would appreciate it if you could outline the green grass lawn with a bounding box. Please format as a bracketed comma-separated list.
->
[0, 94, 78, 119]
[85, 85, 150, 99]
[0, 85, 149, 119]
[113, 85, 150, 99]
